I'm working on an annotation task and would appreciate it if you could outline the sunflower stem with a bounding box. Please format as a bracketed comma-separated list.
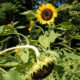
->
[35, 25, 45, 34]
[0, 45, 40, 57]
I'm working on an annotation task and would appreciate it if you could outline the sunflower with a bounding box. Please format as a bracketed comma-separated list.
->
[36, 3, 57, 24]
[27, 56, 56, 79]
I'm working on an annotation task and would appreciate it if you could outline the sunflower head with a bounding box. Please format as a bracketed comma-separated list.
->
[36, 3, 58, 24]
[27, 57, 55, 79]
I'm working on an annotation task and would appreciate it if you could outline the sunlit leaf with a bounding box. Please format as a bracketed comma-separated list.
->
[19, 49, 29, 63]
[3, 70, 25, 80]
[71, 36, 80, 40]
[16, 26, 26, 29]
[39, 31, 61, 48]
[39, 35, 50, 48]
[20, 10, 36, 20]
[67, 53, 80, 59]
[57, 43, 72, 50]
[49, 30, 61, 42]
[0, 25, 16, 36]
[47, 50, 59, 58]
[0, 62, 19, 67]
[13, 21, 19, 26]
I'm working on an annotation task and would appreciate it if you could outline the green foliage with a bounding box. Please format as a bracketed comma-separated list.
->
[3, 70, 25, 80]
[39, 30, 61, 48]
[20, 10, 36, 20]
[0, 3, 18, 25]
[60, 22, 75, 30]
[57, 1, 80, 25]
[0, 0, 80, 80]
[0, 25, 16, 36]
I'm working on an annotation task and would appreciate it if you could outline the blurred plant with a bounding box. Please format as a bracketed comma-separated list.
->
[0, 3, 18, 25]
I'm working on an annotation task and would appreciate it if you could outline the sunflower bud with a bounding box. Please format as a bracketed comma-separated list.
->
[15, 49, 19, 55]
[28, 20, 34, 31]
[8, 24, 12, 27]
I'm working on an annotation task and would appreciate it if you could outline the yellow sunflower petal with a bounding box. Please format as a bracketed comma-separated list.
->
[53, 13, 58, 17]
[39, 4, 46, 11]
[41, 4, 46, 9]
[36, 10, 41, 14]
[46, 3, 53, 7]
[42, 21, 47, 24]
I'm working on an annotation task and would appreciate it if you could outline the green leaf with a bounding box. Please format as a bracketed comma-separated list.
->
[16, 26, 26, 29]
[0, 25, 16, 36]
[39, 35, 50, 48]
[0, 59, 6, 64]
[69, 11, 79, 16]
[39, 31, 61, 48]
[3, 70, 25, 80]
[47, 50, 59, 58]
[0, 62, 19, 67]
[0, 68, 5, 80]
[71, 36, 80, 40]
[76, 43, 80, 45]
[19, 49, 29, 63]
[0, 37, 12, 43]
[49, 31, 61, 42]
[55, 27, 67, 31]
[20, 10, 36, 20]
[67, 53, 80, 59]
[60, 22, 75, 30]
[57, 4, 72, 12]
[13, 21, 19, 26]
[63, 51, 80, 59]
[57, 43, 72, 50]
[0, 68, 6, 74]
[29, 40, 38, 45]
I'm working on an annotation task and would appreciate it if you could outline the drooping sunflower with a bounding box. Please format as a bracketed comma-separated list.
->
[27, 56, 56, 79]
[36, 3, 58, 24]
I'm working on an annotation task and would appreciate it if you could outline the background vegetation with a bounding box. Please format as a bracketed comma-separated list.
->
[0, 0, 80, 80]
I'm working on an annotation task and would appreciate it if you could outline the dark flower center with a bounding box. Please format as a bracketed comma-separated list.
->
[41, 9, 53, 21]
[32, 62, 54, 79]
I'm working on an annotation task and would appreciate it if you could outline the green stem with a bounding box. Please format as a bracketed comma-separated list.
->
[35, 25, 45, 34]
[0, 68, 7, 73]
[15, 31, 22, 45]
[0, 45, 40, 57]
[15, 33, 29, 44]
